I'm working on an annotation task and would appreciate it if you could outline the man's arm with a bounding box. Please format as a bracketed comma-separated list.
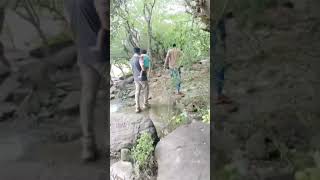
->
[139, 55, 145, 71]
[94, 0, 109, 30]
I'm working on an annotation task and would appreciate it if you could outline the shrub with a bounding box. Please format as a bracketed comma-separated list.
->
[131, 132, 155, 177]
[201, 109, 210, 124]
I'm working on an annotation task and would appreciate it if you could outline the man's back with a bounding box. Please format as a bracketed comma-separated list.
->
[131, 54, 147, 81]
[64, 0, 107, 64]
[167, 48, 182, 69]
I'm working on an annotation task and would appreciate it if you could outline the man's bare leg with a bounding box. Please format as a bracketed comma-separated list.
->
[142, 81, 150, 109]
[135, 81, 142, 113]
[79, 62, 101, 162]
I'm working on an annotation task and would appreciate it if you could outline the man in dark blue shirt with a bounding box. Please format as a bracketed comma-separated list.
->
[64, 0, 108, 162]
[130, 47, 149, 113]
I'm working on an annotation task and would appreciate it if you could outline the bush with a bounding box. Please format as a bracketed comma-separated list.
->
[171, 111, 188, 127]
[201, 109, 210, 124]
[131, 132, 155, 177]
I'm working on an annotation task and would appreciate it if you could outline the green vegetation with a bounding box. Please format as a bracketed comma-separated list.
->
[215, 164, 242, 180]
[111, 0, 210, 72]
[131, 132, 155, 176]
[294, 151, 320, 180]
[201, 109, 210, 124]
[171, 111, 188, 126]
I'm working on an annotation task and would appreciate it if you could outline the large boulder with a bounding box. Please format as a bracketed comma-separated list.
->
[0, 60, 10, 79]
[155, 121, 210, 180]
[110, 112, 158, 153]
[0, 103, 16, 121]
[125, 76, 134, 84]
[57, 91, 81, 113]
[17, 59, 52, 90]
[110, 161, 134, 180]
[0, 76, 20, 102]
[45, 46, 77, 68]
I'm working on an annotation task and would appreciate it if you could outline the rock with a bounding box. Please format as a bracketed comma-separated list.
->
[18, 59, 52, 89]
[310, 134, 320, 150]
[212, 130, 239, 160]
[0, 76, 21, 102]
[37, 108, 52, 119]
[110, 94, 115, 100]
[110, 86, 117, 94]
[55, 88, 67, 97]
[37, 90, 52, 106]
[0, 61, 10, 78]
[58, 91, 81, 113]
[0, 103, 16, 121]
[110, 113, 158, 153]
[18, 90, 41, 116]
[55, 79, 80, 91]
[120, 149, 130, 162]
[11, 88, 30, 104]
[45, 46, 77, 68]
[115, 80, 127, 90]
[29, 47, 47, 58]
[155, 121, 210, 180]
[125, 76, 134, 84]
[128, 90, 135, 98]
[246, 132, 268, 160]
[200, 59, 209, 65]
[110, 161, 134, 180]
[50, 127, 82, 143]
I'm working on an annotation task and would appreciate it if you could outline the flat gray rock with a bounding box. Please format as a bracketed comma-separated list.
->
[58, 91, 81, 113]
[155, 121, 210, 180]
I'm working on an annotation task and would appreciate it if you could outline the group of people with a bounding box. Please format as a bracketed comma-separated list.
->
[129, 43, 185, 113]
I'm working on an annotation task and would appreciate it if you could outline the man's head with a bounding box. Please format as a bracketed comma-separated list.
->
[173, 43, 176, 47]
[133, 47, 140, 54]
[142, 49, 147, 54]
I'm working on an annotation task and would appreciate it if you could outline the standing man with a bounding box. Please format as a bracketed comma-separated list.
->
[213, 17, 232, 104]
[131, 47, 149, 113]
[64, 0, 109, 162]
[164, 44, 184, 96]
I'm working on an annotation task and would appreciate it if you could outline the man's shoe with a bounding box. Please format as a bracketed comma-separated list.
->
[142, 103, 151, 109]
[176, 92, 185, 97]
[81, 145, 98, 163]
[135, 108, 141, 113]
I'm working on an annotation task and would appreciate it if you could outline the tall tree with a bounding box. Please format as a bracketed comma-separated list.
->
[143, 0, 156, 70]
[13, 0, 49, 47]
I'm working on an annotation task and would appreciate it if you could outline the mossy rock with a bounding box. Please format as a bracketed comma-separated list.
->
[295, 168, 320, 180]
